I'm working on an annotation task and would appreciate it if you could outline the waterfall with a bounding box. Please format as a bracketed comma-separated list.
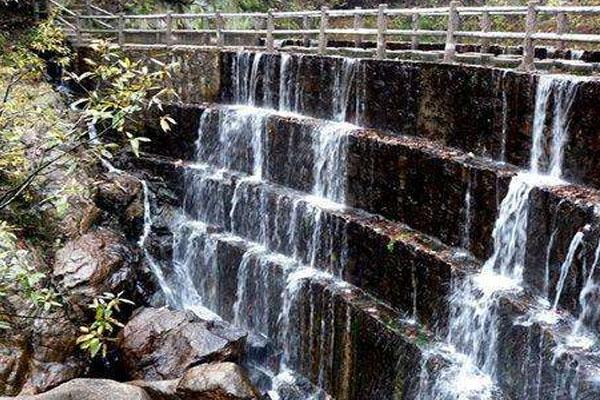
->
[139, 181, 219, 320]
[233, 51, 266, 106]
[416, 346, 495, 400]
[233, 51, 251, 104]
[278, 54, 359, 123]
[543, 200, 565, 300]
[482, 173, 537, 280]
[138, 180, 177, 307]
[279, 53, 295, 112]
[312, 123, 352, 204]
[332, 58, 358, 122]
[438, 73, 584, 393]
[571, 50, 585, 60]
[530, 75, 586, 178]
[569, 237, 600, 347]
[248, 53, 263, 107]
[552, 229, 585, 311]
[462, 169, 472, 251]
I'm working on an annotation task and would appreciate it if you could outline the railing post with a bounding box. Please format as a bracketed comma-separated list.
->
[216, 11, 224, 48]
[411, 11, 420, 50]
[354, 7, 363, 48]
[520, 0, 538, 71]
[75, 13, 82, 46]
[376, 4, 387, 60]
[253, 16, 261, 46]
[266, 9, 274, 52]
[302, 14, 310, 47]
[480, 10, 491, 53]
[118, 13, 124, 46]
[443, 1, 460, 63]
[319, 6, 328, 55]
[165, 12, 173, 46]
[556, 0, 568, 51]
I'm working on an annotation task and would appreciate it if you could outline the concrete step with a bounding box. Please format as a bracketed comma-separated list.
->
[133, 155, 464, 331]
[214, 51, 600, 191]
[140, 103, 600, 330]
[148, 209, 507, 400]
[135, 159, 600, 400]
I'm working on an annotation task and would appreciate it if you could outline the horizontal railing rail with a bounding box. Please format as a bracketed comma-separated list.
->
[58, 1, 600, 70]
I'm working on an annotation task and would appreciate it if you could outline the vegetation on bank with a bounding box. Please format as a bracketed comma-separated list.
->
[0, 14, 175, 364]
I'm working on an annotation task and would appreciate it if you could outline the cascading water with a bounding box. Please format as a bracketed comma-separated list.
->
[530, 75, 586, 178]
[138, 180, 176, 307]
[431, 74, 587, 397]
[569, 236, 600, 348]
[147, 56, 356, 396]
[277, 53, 359, 123]
[140, 49, 597, 399]
[139, 181, 220, 320]
[462, 169, 472, 251]
[312, 123, 351, 204]
[332, 58, 358, 122]
[552, 229, 586, 311]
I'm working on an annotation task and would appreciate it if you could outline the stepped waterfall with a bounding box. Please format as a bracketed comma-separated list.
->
[138, 51, 600, 400]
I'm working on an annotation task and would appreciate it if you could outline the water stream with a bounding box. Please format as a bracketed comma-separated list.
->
[139, 54, 595, 399]
[438, 73, 588, 397]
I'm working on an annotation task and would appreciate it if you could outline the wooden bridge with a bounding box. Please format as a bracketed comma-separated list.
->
[48, 0, 600, 71]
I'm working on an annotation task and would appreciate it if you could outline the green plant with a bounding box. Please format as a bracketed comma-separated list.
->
[0, 221, 61, 331]
[77, 292, 134, 358]
[69, 39, 177, 157]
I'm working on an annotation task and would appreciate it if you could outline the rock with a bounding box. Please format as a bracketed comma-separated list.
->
[0, 340, 29, 396]
[19, 359, 85, 396]
[176, 363, 260, 400]
[128, 363, 260, 400]
[8, 378, 151, 400]
[18, 315, 88, 395]
[95, 172, 142, 213]
[119, 307, 247, 380]
[52, 228, 136, 312]
[94, 172, 144, 238]
[129, 379, 179, 400]
[0, 315, 88, 396]
[60, 197, 101, 239]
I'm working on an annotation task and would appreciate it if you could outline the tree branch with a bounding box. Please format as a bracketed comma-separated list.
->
[0, 124, 114, 211]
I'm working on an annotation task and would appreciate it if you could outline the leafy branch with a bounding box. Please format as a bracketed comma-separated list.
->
[77, 292, 134, 358]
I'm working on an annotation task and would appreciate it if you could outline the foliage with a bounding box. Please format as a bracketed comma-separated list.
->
[0, 221, 61, 331]
[68, 39, 177, 158]
[77, 292, 134, 358]
[0, 17, 74, 199]
[0, 19, 171, 361]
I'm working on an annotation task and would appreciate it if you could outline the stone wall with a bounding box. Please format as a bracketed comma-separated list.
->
[118, 46, 600, 189]
[108, 45, 600, 399]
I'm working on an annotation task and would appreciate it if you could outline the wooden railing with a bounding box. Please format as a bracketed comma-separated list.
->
[56, 1, 600, 70]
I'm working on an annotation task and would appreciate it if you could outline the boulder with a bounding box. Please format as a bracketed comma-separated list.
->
[52, 229, 136, 312]
[176, 363, 260, 400]
[19, 359, 85, 396]
[129, 379, 179, 400]
[119, 307, 246, 380]
[60, 197, 101, 240]
[0, 340, 29, 396]
[7, 378, 151, 400]
[94, 172, 142, 213]
[0, 315, 88, 397]
[18, 315, 88, 395]
[129, 363, 261, 400]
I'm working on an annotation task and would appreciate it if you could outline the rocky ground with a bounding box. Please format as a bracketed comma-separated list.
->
[0, 59, 262, 399]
